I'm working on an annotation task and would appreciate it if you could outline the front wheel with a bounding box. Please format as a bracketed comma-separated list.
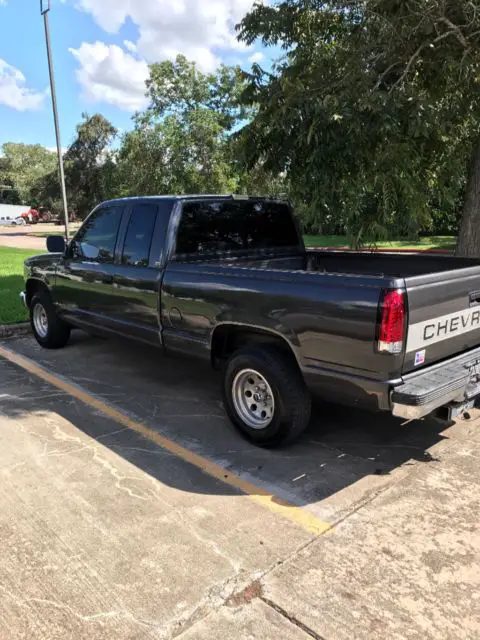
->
[222, 346, 311, 447]
[30, 292, 70, 349]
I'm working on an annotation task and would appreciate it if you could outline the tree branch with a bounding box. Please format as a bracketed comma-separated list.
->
[438, 17, 469, 48]
[374, 62, 401, 89]
[390, 28, 467, 91]
[390, 43, 425, 90]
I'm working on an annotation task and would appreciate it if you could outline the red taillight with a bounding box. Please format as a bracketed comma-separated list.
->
[378, 290, 405, 354]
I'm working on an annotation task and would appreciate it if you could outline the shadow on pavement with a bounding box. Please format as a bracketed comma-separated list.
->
[0, 331, 450, 515]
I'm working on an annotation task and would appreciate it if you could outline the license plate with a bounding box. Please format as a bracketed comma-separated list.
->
[466, 360, 480, 378]
[448, 398, 476, 420]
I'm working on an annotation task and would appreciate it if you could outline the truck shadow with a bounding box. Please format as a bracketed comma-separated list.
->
[0, 332, 452, 514]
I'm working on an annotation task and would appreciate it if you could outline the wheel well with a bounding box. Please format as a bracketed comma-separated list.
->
[25, 279, 50, 307]
[211, 325, 299, 369]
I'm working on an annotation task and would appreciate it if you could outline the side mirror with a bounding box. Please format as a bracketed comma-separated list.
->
[46, 235, 66, 253]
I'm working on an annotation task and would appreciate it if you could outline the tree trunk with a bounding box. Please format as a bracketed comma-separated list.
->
[456, 142, 480, 257]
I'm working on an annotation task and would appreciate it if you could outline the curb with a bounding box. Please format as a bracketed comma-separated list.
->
[0, 323, 31, 339]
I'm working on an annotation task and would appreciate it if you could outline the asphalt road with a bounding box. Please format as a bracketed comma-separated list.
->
[0, 332, 479, 639]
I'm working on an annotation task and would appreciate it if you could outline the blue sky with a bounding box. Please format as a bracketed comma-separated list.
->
[0, 0, 275, 149]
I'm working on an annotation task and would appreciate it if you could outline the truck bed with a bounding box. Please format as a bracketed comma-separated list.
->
[172, 248, 480, 382]
[234, 249, 480, 278]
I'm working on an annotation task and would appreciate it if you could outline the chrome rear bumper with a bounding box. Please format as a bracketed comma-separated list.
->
[391, 346, 480, 419]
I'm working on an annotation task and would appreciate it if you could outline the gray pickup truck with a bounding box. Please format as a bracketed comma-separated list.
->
[21, 195, 480, 446]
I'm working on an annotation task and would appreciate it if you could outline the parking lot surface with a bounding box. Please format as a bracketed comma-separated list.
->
[0, 332, 479, 639]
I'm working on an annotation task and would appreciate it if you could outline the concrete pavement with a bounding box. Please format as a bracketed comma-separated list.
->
[262, 426, 480, 639]
[0, 353, 312, 639]
[0, 333, 479, 639]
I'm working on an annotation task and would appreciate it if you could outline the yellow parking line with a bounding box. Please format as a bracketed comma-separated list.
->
[0, 344, 331, 536]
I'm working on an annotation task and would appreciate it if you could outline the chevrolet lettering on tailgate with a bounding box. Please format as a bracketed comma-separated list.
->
[407, 308, 480, 352]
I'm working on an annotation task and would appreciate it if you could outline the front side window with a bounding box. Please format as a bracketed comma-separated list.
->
[122, 203, 157, 267]
[176, 200, 299, 256]
[73, 206, 123, 263]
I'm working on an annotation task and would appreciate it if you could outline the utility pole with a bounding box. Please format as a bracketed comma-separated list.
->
[40, 0, 69, 240]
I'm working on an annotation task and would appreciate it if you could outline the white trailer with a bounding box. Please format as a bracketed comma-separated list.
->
[0, 204, 30, 225]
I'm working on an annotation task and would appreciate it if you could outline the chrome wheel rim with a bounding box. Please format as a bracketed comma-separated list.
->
[232, 369, 275, 430]
[33, 303, 48, 338]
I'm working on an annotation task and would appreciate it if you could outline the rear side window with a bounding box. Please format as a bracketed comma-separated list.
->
[73, 206, 123, 263]
[122, 203, 157, 267]
[176, 200, 299, 256]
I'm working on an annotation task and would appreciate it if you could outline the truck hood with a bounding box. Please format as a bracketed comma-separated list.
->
[25, 253, 63, 269]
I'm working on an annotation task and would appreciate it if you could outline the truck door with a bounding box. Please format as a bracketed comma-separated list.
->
[110, 201, 172, 345]
[55, 204, 126, 326]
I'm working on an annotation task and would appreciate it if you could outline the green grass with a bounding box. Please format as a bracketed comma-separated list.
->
[0, 247, 44, 324]
[303, 235, 456, 250]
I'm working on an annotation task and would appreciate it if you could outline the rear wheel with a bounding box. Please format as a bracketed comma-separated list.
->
[222, 346, 311, 447]
[30, 292, 70, 349]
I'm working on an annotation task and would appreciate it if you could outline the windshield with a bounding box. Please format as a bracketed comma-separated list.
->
[176, 200, 300, 256]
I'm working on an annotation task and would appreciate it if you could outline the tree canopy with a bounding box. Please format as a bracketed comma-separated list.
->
[5, 6, 480, 251]
[238, 0, 480, 252]
[64, 113, 117, 217]
[0, 143, 56, 205]
[116, 56, 249, 197]
[31, 113, 117, 218]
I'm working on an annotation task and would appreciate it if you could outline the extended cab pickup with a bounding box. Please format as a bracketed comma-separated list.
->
[22, 195, 480, 446]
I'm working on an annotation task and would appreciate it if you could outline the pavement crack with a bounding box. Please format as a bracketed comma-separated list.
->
[328, 475, 404, 529]
[260, 596, 327, 640]
[169, 570, 250, 639]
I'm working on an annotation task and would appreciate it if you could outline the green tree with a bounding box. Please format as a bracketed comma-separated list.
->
[238, 0, 480, 252]
[117, 55, 247, 196]
[0, 143, 56, 203]
[0, 156, 21, 204]
[33, 113, 118, 219]
[64, 113, 118, 218]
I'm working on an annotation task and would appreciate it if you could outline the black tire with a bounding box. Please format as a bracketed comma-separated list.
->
[30, 292, 70, 349]
[222, 346, 311, 447]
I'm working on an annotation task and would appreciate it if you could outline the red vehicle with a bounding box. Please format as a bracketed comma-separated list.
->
[20, 207, 55, 224]
[19, 208, 38, 224]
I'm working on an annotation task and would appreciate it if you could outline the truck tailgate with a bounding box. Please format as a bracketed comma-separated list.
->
[404, 265, 480, 373]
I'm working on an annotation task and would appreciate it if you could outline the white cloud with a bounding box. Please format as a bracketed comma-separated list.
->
[123, 40, 137, 54]
[69, 42, 149, 111]
[0, 59, 46, 111]
[75, 0, 255, 71]
[248, 52, 265, 64]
